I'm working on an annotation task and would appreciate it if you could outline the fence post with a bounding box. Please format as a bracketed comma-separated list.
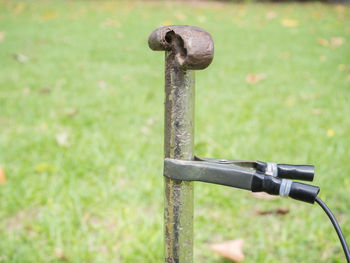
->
[148, 26, 214, 263]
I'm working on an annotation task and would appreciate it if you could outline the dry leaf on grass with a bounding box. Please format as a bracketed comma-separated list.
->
[100, 18, 121, 28]
[318, 38, 329, 47]
[116, 32, 124, 39]
[266, 11, 277, 20]
[210, 239, 244, 262]
[140, 126, 150, 135]
[23, 87, 31, 95]
[318, 37, 345, 48]
[56, 131, 70, 147]
[13, 3, 25, 15]
[312, 108, 324, 115]
[251, 192, 278, 200]
[331, 37, 345, 48]
[281, 19, 299, 27]
[313, 12, 322, 19]
[175, 12, 187, 21]
[13, 53, 29, 63]
[98, 80, 107, 89]
[319, 55, 327, 62]
[278, 51, 290, 59]
[245, 73, 266, 84]
[0, 166, 6, 185]
[66, 108, 79, 117]
[38, 87, 51, 94]
[54, 248, 67, 260]
[41, 12, 58, 20]
[336, 5, 345, 13]
[161, 20, 173, 26]
[256, 208, 290, 216]
[0, 31, 5, 42]
[339, 64, 347, 71]
[123, 45, 133, 51]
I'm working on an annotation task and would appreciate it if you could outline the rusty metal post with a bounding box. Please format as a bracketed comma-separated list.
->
[148, 26, 214, 263]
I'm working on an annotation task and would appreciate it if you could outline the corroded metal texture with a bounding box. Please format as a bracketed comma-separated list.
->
[148, 25, 214, 70]
[164, 50, 195, 263]
[148, 25, 214, 263]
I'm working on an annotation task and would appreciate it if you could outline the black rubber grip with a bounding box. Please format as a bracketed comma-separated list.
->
[289, 182, 320, 204]
[251, 173, 320, 204]
[277, 164, 315, 181]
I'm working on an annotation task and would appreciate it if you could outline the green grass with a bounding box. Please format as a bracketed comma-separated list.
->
[0, 1, 349, 262]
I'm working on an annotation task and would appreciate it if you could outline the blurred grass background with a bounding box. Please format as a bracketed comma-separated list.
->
[0, 0, 349, 262]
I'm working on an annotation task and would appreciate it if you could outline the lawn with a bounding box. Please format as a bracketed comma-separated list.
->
[0, 0, 349, 262]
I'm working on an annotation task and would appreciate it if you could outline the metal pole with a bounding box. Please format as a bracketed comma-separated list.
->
[164, 50, 195, 263]
[148, 26, 214, 263]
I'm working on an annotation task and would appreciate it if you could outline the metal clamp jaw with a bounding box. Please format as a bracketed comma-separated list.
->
[164, 157, 320, 204]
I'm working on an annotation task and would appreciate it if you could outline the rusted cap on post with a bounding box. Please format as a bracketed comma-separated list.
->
[148, 25, 214, 70]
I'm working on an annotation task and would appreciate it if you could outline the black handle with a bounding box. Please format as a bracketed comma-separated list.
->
[256, 161, 315, 182]
[277, 164, 315, 181]
[289, 182, 320, 204]
[251, 173, 320, 204]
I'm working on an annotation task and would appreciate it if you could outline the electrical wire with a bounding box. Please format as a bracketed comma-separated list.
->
[316, 197, 350, 262]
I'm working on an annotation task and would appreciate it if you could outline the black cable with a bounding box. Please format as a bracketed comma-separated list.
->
[315, 197, 350, 262]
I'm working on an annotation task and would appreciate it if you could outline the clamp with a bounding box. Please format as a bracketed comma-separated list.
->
[164, 157, 319, 204]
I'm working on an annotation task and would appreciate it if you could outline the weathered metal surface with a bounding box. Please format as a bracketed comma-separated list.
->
[163, 50, 194, 263]
[148, 25, 214, 70]
[164, 158, 255, 190]
[148, 25, 214, 263]
[195, 156, 258, 168]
